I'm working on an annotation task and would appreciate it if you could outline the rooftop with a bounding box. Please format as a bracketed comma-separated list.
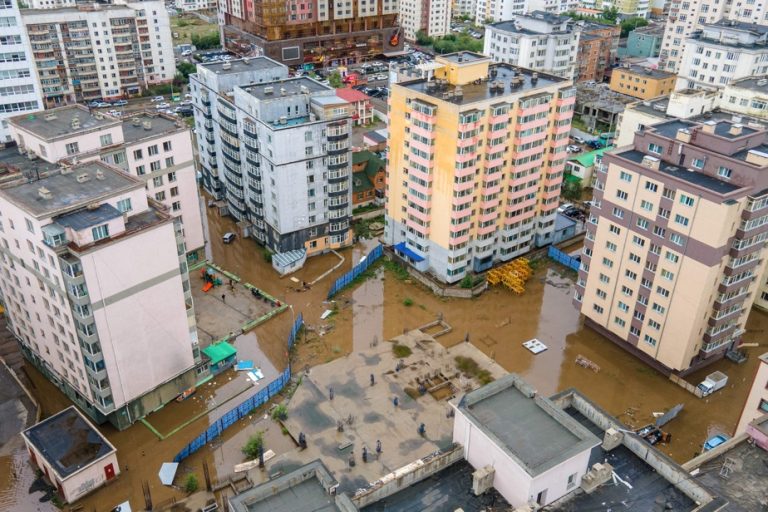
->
[11, 105, 118, 140]
[617, 65, 676, 80]
[490, 11, 574, 34]
[438, 51, 489, 64]
[0, 146, 60, 181]
[22, 406, 115, 480]
[728, 75, 768, 93]
[56, 203, 122, 231]
[245, 76, 330, 101]
[705, 18, 768, 35]
[0, 162, 140, 217]
[121, 113, 183, 144]
[570, 145, 613, 167]
[335, 88, 371, 103]
[400, 64, 566, 105]
[555, 213, 577, 231]
[202, 341, 237, 366]
[200, 57, 284, 74]
[457, 374, 600, 476]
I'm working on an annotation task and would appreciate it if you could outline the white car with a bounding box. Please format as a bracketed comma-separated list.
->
[156, 102, 171, 109]
[557, 203, 574, 214]
[151, 96, 165, 103]
[181, 50, 191, 56]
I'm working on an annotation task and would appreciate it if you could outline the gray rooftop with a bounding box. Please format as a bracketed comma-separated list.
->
[490, 11, 573, 34]
[11, 105, 118, 140]
[555, 213, 577, 231]
[439, 51, 489, 64]
[245, 76, 330, 101]
[0, 146, 60, 180]
[0, 162, 139, 217]
[401, 64, 565, 105]
[121, 113, 183, 144]
[617, 65, 676, 80]
[729, 76, 768, 93]
[56, 203, 122, 231]
[201, 57, 284, 74]
[458, 374, 600, 476]
[22, 406, 115, 480]
[651, 119, 698, 139]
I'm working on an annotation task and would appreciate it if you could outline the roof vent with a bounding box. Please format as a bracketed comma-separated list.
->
[95, 169, 105, 180]
[38, 187, 52, 200]
[757, 78, 768, 86]
[264, 86, 274, 95]
[71, 116, 80, 130]
[243, 57, 250, 65]
[702, 120, 717, 133]
[300, 85, 309, 94]
[729, 123, 743, 136]
[143, 121, 152, 131]
[280, 87, 287, 96]
[76, 172, 90, 183]
[222, 62, 232, 70]
[279, 116, 287, 125]
[132, 117, 142, 127]
[27, 151, 37, 161]
[641, 155, 660, 170]
[44, 112, 57, 121]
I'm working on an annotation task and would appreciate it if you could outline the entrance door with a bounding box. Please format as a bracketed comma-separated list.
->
[537, 489, 548, 506]
[104, 463, 115, 480]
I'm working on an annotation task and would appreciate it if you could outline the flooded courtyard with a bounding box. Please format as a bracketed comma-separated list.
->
[3, 204, 767, 511]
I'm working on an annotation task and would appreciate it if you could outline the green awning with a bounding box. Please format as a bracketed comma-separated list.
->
[565, 174, 583, 184]
[202, 341, 237, 365]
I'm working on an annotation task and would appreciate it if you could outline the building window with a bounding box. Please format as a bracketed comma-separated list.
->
[609, 224, 621, 235]
[637, 218, 649, 230]
[614, 317, 626, 328]
[644, 181, 658, 192]
[172, 201, 181, 211]
[618, 301, 629, 312]
[150, 161, 161, 172]
[648, 143, 662, 154]
[155, 191, 166, 201]
[660, 269, 674, 281]
[136, 165, 145, 176]
[612, 207, 624, 219]
[679, 194, 695, 207]
[148, 144, 159, 156]
[65, 142, 79, 155]
[100, 134, 113, 146]
[133, 149, 143, 160]
[165, 157, 174, 167]
[674, 214, 689, 227]
[640, 200, 653, 211]
[92, 224, 109, 241]
[670, 233, 684, 246]
[760, 399, 768, 413]
[619, 171, 632, 182]
[717, 166, 732, 179]
[643, 334, 657, 346]
[163, 141, 172, 151]
[593, 304, 604, 314]
[117, 198, 132, 212]
[616, 190, 628, 201]
[168, 171, 176, 182]
[665, 251, 679, 263]
[691, 158, 705, 169]
[153, 176, 163, 187]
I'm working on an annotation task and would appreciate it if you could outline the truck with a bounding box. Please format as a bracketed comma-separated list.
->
[697, 371, 728, 397]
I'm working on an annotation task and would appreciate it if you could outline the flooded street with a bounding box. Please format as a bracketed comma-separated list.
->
[4, 200, 766, 511]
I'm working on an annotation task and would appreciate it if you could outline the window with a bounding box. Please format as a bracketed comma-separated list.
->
[661, 269, 674, 281]
[170, 186, 178, 197]
[597, 289, 607, 299]
[100, 134, 113, 146]
[632, 235, 645, 247]
[612, 207, 624, 219]
[133, 149, 143, 160]
[602, 257, 614, 268]
[614, 317, 626, 328]
[116, 198, 132, 212]
[679, 194, 695, 207]
[648, 143, 662, 154]
[625, 270, 637, 281]
[653, 226, 666, 237]
[172, 201, 181, 211]
[640, 200, 653, 211]
[620, 171, 632, 182]
[616, 190, 628, 201]
[691, 158, 705, 169]
[674, 214, 689, 227]
[629, 253, 641, 263]
[644, 181, 658, 192]
[606, 241, 617, 252]
[621, 285, 633, 296]
[136, 165, 145, 176]
[670, 233, 684, 246]
[648, 319, 661, 330]
[718, 166, 732, 179]
[92, 224, 109, 241]
[630, 326, 641, 336]
[155, 191, 166, 201]
[153, 176, 163, 187]
[599, 273, 610, 283]
[165, 157, 174, 168]
[662, 188, 675, 200]
[609, 224, 621, 235]
[656, 286, 670, 297]
[760, 399, 768, 413]
[652, 303, 666, 314]
[618, 301, 629, 312]
[150, 161, 161, 172]
[643, 334, 657, 346]
[593, 304, 604, 314]
[148, 144, 159, 156]
[65, 142, 79, 155]
[665, 251, 679, 263]
[167, 171, 176, 182]
[25, 218, 34, 233]
[163, 141, 172, 151]
[637, 218, 649, 230]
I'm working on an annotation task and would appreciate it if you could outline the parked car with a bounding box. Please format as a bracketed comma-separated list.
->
[88, 100, 104, 107]
[106, 110, 122, 117]
[587, 139, 605, 149]
[181, 50, 192, 56]
[557, 203, 574, 214]
[571, 135, 586, 144]
[112, 99, 128, 106]
[584, 200, 598, 209]
[93, 101, 111, 108]
[223, 232, 236, 244]
[155, 102, 171, 109]
[566, 145, 582, 153]
[151, 96, 165, 103]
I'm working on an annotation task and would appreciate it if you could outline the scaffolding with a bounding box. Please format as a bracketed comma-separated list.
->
[486, 257, 533, 294]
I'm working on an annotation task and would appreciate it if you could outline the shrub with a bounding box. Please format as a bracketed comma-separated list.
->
[403, 297, 414, 307]
[242, 431, 265, 459]
[271, 403, 288, 421]
[460, 275, 473, 289]
[392, 344, 412, 358]
[184, 474, 199, 493]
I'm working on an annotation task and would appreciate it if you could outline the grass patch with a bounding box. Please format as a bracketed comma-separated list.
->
[455, 356, 495, 385]
[352, 203, 383, 215]
[403, 297, 414, 307]
[382, 259, 409, 280]
[171, 15, 218, 45]
[353, 214, 384, 239]
[392, 344, 413, 358]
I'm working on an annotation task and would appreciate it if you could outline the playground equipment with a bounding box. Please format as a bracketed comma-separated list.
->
[486, 257, 533, 294]
[201, 268, 223, 292]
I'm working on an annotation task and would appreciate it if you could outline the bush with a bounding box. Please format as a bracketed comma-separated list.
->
[184, 474, 199, 493]
[329, 71, 343, 88]
[403, 297, 414, 307]
[460, 275, 473, 289]
[561, 179, 583, 200]
[242, 431, 265, 460]
[272, 404, 288, 421]
[392, 344, 412, 358]
[177, 20, 189, 27]
[191, 32, 221, 50]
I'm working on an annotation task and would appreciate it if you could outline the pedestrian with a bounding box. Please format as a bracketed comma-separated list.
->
[376, 439, 382, 455]
[221, 293, 226, 303]
[370, 373, 375, 386]
[329, 387, 334, 400]
[393, 396, 399, 407]
[362, 446, 368, 463]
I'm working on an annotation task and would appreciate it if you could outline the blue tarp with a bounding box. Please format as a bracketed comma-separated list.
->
[394, 242, 425, 262]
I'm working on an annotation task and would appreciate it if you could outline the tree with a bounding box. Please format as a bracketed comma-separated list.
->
[191, 32, 221, 50]
[328, 71, 343, 88]
[271, 404, 288, 421]
[601, 6, 619, 22]
[561, 179, 583, 200]
[184, 474, 199, 494]
[620, 17, 649, 37]
[415, 30, 433, 46]
[242, 431, 265, 460]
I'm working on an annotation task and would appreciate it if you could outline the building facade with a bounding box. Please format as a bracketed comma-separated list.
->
[474, 0, 577, 25]
[0, 0, 44, 144]
[484, 12, 580, 79]
[174, 0, 216, 12]
[220, 0, 402, 66]
[400, 0, 452, 40]
[660, 0, 734, 73]
[721, 76, 768, 121]
[21, 0, 175, 106]
[9, 105, 205, 259]
[676, 21, 768, 91]
[574, 119, 768, 374]
[576, 23, 620, 83]
[0, 160, 201, 429]
[386, 52, 575, 283]
[609, 65, 676, 100]
[736, 353, 768, 434]
[192, 57, 353, 258]
[619, 23, 663, 58]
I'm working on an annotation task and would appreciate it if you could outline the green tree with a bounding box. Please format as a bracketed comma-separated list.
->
[271, 404, 288, 421]
[328, 71, 343, 88]
[184, 474, 199, 493]
[620, 17, 649, 37]
[415, 30, 433, 46]
[561, 179, 583, 200]
[242, 431, 265, 460]
[191, 32, 221, 50]
[602, 6, 619, 22]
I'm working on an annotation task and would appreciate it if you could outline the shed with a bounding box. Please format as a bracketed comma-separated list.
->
[202, 341, 238, 375]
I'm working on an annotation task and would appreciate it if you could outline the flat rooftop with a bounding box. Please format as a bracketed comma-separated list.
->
[615, 150, 742, 194]
[11, 105, 118, 140]
[200, 57, 283, 74]
[245, 76, 330, 101]
[0, 146, 60, 180]
[438, 51, 488, 64]
[56, 203, 122, 231]
[400, 64, 565, 105]
[458, 375, 600, 476]
[650, 119, 698, 139]
[0, 162, 139, 217]
[619, 65, 676, 79]
[362, 459, 509, 511]
[121, 113, 183, 144]
[22, 406, 115, 479]
[729, 76, 768, 93]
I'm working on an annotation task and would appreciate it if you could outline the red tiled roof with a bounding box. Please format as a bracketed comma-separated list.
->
[335, 88, 371, 103]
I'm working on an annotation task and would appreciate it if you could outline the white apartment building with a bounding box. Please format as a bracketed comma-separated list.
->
[483, 11, 580, 79]
[676, 20, 768, 90]
[8, 105, 205, 259]
[0, 159, 201, 429]
[661, 0, 732, 73]
[475, 0, 576, 24]
[192, 58, 353, 259]
[174, 0, 216, 12]
[21, 0, 175, 106]
[453, 0, 476, 17]
[0, 0, 43, 144]
[400, 0, 452, 40]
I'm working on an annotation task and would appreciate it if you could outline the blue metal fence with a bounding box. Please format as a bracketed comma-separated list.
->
[172, 314, 305, 463]
[548, 246, 581, 272]
[327, 244, 384, 299]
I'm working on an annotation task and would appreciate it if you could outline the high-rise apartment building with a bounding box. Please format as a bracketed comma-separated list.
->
[483, 12, 580, 79]
[399, 0, 452, 41]
[0, 0, 44, 144]
[0, 159, 201, 429]
[676, 20, 768, 90]
[574, 118, 768, 374]
[386, 52, 575, 283]
[576, 22, 620, 83]
[474, 0, 576, 25]
[191, 57, 353, 257]
[580, 0, 650, 17]
[453, 0, 476, 18]
[174, 0, 216, 12]
[660, 0, 729, 73]
[8, 105, 205, 259]
[220, 0, 402, 66]
[21, 0, 175, 106]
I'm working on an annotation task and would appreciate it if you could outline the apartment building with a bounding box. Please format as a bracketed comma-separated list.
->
[576, 23, 620, 83]
[483, 12, 580, 79]
[609, 65, 676, 100]
[174, 0, 216, 12]
[574, 119, 768, 374]
[677, 20, 768, 91]
[220, 0, 402, 66]
[736, 353, 768, 433]
[26, 0, 75, 7]
[474, 0, 577, 25]
[0, 160, 201, 429]
[453, 0, 476, 17]
[400, 0, 452, 40]
[721, 76, 768, 120]
[21, 0, 175, 106]
[386, 52, 575, 283]
[660, 0, 730, 73]
[8, 105, 205, 259]
[192, 57, 353, 258]
[619, 23, 664, 58]
[0, 0, 44, 143]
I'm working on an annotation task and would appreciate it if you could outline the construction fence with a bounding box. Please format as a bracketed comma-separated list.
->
[172, 313, 304, 463]
[327, 244, 383, 299]
[548, 246, 581, 272]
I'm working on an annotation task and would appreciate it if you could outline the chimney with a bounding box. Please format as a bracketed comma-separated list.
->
[701, 120, 717, 134]
[280, 87, 287, 96]
[38, 187, 52, 200]
[71, 116, 80, 130]
[745, 149, 768, 166]
[264, 86, 274, 95]
[729, 123, 743, 136]
[95, 169, 105, 180]
[676, 128, 691, 143]
[75, 172, 90, 183]
[641, 155, 660, 170]
[143, 121, 152, 131]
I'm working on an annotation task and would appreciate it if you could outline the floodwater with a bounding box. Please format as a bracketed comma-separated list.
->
[7, 202, 767, 511]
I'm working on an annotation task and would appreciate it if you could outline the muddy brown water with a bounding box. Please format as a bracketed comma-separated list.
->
[7, 205, 767, 511]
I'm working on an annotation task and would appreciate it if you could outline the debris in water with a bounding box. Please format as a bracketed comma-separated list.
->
[575, 355, 600, 372]
[523, 338, 548, 354]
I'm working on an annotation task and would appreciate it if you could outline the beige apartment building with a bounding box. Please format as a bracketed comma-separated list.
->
[736, 353, 768, 434]
[574, 118, 768, 374]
